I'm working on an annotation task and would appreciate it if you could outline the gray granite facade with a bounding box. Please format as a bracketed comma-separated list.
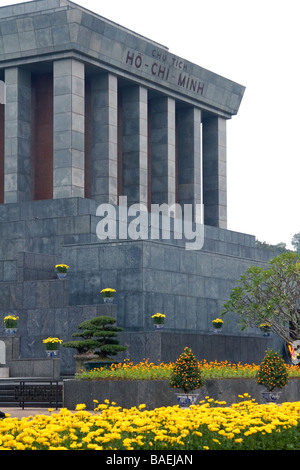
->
[0, 198, 284, 375]
[0, 2, 284, 377]
[0, 0, 245, 227]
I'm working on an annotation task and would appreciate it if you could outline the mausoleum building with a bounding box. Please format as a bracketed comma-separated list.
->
[0, 0, 283, 376]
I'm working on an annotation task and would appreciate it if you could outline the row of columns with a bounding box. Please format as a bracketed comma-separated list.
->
[1, 58, 227, 228]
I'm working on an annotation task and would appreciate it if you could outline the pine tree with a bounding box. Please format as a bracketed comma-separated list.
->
[63, 316, 127, 359]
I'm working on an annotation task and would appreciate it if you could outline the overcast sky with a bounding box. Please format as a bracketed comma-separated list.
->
[1, 0, 300, 248]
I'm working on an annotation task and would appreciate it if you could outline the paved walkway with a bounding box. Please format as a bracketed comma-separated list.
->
[0, 407, 61, 418]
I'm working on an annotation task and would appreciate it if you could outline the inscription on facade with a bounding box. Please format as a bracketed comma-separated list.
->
[125, 49, 205, 97]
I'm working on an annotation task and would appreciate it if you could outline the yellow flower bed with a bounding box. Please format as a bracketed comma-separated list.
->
[77, 358, 300, 380]
[1, 396, 300, 450]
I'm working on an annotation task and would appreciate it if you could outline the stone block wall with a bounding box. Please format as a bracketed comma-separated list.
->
[62, 225, 278, 336]
[63, 377, 300, 410]
[0, 197, 283, 376]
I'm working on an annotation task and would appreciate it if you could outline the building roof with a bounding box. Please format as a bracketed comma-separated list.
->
[0, 0, 245, 118]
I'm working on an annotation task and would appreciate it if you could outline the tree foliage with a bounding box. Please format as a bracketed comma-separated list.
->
[222, 252, 300, 343]
[256, 349, 289, 391]
[169, 347, 205, 393]
[291, 232, 300, 253]
[63, 316, 127, 358]
[256, 240, 288, 253]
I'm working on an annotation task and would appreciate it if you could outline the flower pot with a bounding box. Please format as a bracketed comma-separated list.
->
[5, 327, 18, 335]
[213, 326, 222, 334]
[261, 390, 282, 404]
[262, 331, 270, 337]
[74, 354, 98, 373]
[176, 393, 199, 408]
[103, 297, 114, 303]
[46, 349, 59, 357]
[154, 323, 164, 330]
[260, 328, 271, 337]
[57, 272, 67, 279]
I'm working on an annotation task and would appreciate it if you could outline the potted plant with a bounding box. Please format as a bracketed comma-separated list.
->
[152, 313, 165, 329]
[100, 288, 116, 303]
[63, 316, 127, 372]
[4, 315, 19, 335]
[259, 323, 271, 337]
[43, 337, 63, 357]
[212, 318, 223, 333]
[256, 349, 289, 404]
[169, 347, 205, 408]
[55, 264, 69, 279]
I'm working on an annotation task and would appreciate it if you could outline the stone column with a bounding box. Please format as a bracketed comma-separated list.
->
[4, 67, 31, 203]
[150, 96, 176, 206]
[177, 107, 202, 209]
[202, 116, 227, 229]
[122, 85, 148, 207]
[53, 59, 85, 199]
[91, 73, 118, 205]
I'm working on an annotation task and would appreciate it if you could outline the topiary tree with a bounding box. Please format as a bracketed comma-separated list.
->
[257, 349, 289, 391]
[63, 316, 127, 359]
[169, 347, 205, 393]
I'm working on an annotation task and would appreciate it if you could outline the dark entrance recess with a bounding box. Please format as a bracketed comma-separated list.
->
[31, 73, 53, 201]
[0, 103, 4, 204]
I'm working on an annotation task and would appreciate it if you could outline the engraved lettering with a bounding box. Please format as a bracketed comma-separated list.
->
[178, 73, 187, 88]
[126, 50, 135, 66]
[197, 82, 205, 95]
[172, 57, 188, 71]
[178, 73, 205, 95]
[125, 49, 205, 98]
[152, 49, 167, 61]
[151, 62, 158, 75]
[151, 63, 170, 81]
[134, 54, 143, 68]
[126, 51, 143, 68]
[157, 65, 168, 80]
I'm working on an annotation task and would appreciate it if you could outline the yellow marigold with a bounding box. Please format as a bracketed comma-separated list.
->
[4, 315, 19, 321]
[42, 337, 63, 344]
[151, 313, 166, 318]
[75, 404, 86, 411]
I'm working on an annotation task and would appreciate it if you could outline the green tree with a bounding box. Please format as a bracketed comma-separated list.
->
[222, 252, 300, 343]
[63, 316, 127, 359]
[169, 347, 205, 393]
[256, 240, 288, 253]
[291, 232, 300, 253]
[257, 349, 289, 391]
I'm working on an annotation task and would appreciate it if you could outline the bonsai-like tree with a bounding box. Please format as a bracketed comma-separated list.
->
[63, 316, 127, 359]
[169, 347, 205, 393]
[222, 252, 300, 343]
[257, 349, 289, 391]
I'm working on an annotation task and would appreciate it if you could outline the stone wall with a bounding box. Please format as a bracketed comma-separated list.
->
[63, 378, 300, 410]
[0, 197, 283, 376]
[61, 216, 279, 335]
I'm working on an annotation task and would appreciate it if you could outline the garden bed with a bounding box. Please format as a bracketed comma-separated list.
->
[63, 377, 300, 410]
